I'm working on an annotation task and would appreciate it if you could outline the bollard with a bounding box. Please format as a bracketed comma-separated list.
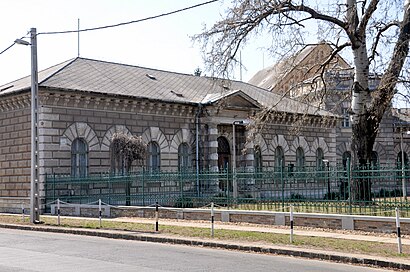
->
[57, 198, 61, 226]
[290, 205, 294, 243]
[155, 202, 159, 232]
[99, 199, 102, 228]
[395, 207, 402, 254]
[211, 202, 215, 238]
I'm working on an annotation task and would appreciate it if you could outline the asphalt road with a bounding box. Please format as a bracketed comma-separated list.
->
[0, 228, 388, 272]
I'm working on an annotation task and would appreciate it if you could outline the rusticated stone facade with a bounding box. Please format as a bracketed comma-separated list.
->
[0, 57, 339, 213]
[0, 94, 31, 212]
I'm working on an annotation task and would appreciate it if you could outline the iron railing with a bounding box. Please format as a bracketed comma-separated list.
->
[45, 165, 410, 217]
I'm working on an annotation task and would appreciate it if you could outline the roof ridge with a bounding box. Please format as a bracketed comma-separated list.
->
[39, 57, 78, 85]
[75, 57, 205, 79]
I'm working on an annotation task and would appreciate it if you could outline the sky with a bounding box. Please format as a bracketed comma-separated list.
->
[0, 0, 275, 86]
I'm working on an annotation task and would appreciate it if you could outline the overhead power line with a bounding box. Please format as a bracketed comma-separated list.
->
[0, 33, 29, 56]
[0, 43, 16, 56]
[0, 0, 218, 57]
[39, 0, 219, 36]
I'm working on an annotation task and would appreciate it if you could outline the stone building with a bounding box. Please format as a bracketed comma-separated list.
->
[0, 57, 338, 212]
[249, 43, 410, 167]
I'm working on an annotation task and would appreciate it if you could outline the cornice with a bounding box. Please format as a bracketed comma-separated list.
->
[0, 93, 30, 112]
[41, 91, 196, 117]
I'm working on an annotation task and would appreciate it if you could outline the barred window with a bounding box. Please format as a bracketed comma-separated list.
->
[254, 145, 262, 171]
[397, 151, 409, 168]
[178, 143, 190, 170]
[316, 148, 324, 170]
[274, 146, 285, 171]
[342, 108, 350, 128]
[147, 142, 160, 171]
[71, 138, 88, 177]
[342, 151, 351, 169]
[296, 147, 305, 170]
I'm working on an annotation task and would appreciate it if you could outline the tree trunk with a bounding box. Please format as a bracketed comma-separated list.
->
[350, 0, 410, 202]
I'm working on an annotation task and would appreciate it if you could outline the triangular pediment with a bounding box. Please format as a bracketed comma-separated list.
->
[202, 90, 261, 109]
[224, 93, 260, 109]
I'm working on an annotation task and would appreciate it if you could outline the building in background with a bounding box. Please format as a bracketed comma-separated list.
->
[249, 43, 409, 167]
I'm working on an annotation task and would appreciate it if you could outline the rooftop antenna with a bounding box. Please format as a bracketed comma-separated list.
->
[77, 18, 80, 57]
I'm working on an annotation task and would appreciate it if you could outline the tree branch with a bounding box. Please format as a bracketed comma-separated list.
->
[371, 3, 410, 119]
[369, 21, 400, 63]
[358, 0, 379, 36]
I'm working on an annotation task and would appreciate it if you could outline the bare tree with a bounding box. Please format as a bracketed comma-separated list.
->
[195, 0, 410, 201]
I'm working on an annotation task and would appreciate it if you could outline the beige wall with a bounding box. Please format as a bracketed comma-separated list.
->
[0, 93, 31, 212]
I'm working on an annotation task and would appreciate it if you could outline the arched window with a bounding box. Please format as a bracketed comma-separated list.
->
[397, 151, 409, 168]
[371, 151, 379, 168]
[71, 138, 88, 177]
[178, 143, 190, 170]
[110, 143, 126, 175]
[296, 147, 305, 170]
[254, 145, 263, 172]
[147, 141, 160, 171]
[274, 146, 285, 171]
[342, 151, 351, 170]
[316, 148, 324, 170]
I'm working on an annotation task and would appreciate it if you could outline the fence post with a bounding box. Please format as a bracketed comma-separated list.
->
[396, 207, 402, 254]
[347, 157, 352, 214]
[57, 198, 60, 226]
[99, 199, 102, 228]
[179, 172, 183, 207]
[290, 205, 294, 243]
[211, 202, 215, 238]
[142, 168, 145, 206]
[281, 160, 285, 210]
[226, 166, 230, 209]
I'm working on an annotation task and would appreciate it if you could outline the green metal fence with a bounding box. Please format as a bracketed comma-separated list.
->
[45, 165, 410, 217]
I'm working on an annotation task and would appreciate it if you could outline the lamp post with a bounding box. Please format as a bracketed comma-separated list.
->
[322, 159, 330, 198]
[15, 28, 40, 223]
[400, 128, 409, 201]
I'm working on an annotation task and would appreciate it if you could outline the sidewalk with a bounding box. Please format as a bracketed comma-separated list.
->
[2, 214, 409, 271]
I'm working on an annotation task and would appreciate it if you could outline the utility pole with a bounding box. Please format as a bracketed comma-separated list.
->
[30, 27, 40, 223]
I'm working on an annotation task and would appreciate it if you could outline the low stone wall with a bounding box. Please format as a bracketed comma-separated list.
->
[0, 197, 29, 213]
[50, 204, 410, 235]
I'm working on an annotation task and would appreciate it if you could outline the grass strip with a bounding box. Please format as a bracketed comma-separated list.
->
[1, 215, 409, 259]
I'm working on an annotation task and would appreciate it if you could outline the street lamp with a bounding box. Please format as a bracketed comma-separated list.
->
[15, 28, 40, 223]
[322, 159, 330, 198]
[399, 128, 410, 200]
[232, 120, 247, 200]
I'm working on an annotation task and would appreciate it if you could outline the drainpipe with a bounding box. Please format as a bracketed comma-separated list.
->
[195, 103, 202, 197]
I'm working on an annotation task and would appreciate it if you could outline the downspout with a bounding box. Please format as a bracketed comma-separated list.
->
[195, 103, 202, 197]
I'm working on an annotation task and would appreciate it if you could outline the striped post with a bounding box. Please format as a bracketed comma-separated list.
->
[57, 198, 61, 226]
[21, 203, 25, 222]
[290, 205, 294, 243]
[155, 202, 159, 232]
[99, 199, 102, 228]
[211, 202, 215, 238]
[395, 207, 402, 254]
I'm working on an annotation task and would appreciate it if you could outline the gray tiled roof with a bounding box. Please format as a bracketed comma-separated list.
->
[0, 57, 334, 116]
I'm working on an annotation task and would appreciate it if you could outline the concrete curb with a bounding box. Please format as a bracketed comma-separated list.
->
[0, 223, 409, 271]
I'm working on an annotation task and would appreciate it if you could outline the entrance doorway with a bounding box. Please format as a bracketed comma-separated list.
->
[217, 136, 230, 170]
